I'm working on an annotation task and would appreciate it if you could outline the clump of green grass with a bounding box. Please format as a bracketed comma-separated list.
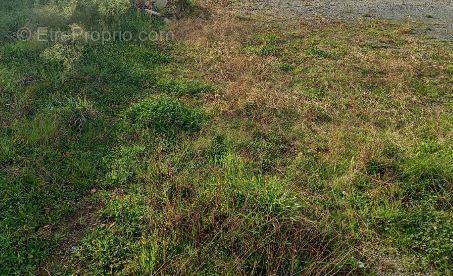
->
[206, 134, 228, 163]
[122, 96, 207, 136]
[306, 47, 333, 59]
[279, 62, 296, 73]
[104, 145, 146, 188]
[243, 33, 283, 56]
[156, 78, 214, 96]
[399, 141, 452, 201]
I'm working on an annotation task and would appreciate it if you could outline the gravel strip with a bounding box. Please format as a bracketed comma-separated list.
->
[236, 0, 453, 40]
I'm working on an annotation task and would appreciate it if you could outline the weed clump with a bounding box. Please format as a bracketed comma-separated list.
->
[306, 47, 333, 59]
[122, 96, 207, 136]
[243, 33, 282, 57]
[399, 141, 452, 201]
[104, 145, 146, 187]
[156, 78, 214, 96]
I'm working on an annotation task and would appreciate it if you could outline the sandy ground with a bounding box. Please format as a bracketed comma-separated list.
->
[235, 0, 453, 40]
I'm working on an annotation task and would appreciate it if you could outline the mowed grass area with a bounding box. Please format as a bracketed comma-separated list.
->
[1, 0, 452, 274]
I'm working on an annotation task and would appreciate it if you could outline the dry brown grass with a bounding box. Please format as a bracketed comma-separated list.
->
[165, 1, 452, 273]
[170, 3, 451, 125]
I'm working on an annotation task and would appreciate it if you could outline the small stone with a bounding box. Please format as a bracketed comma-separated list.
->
[358, 261, 365, 268]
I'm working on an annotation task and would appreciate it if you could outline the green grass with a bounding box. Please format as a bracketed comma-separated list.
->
[156, 78, 214, 96]
[122, 96, 207, 136]
[0, 1, 167, 274]
[1, 0, 452, 275]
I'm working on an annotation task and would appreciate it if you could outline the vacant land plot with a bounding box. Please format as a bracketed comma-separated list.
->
[1, 0, 452, 274]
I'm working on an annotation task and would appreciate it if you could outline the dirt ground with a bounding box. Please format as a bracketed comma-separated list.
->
[235, 0, 453, 40]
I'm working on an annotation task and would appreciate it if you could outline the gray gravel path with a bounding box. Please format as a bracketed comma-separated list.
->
[236, 0, 453, 40]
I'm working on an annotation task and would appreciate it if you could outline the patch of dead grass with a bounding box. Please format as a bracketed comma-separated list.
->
[167, 1, 452, 273]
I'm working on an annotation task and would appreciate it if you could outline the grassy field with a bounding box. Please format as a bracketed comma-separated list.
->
[0, 0, 452, 274]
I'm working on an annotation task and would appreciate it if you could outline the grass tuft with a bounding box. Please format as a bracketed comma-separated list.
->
[122, 96, 207, 136]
